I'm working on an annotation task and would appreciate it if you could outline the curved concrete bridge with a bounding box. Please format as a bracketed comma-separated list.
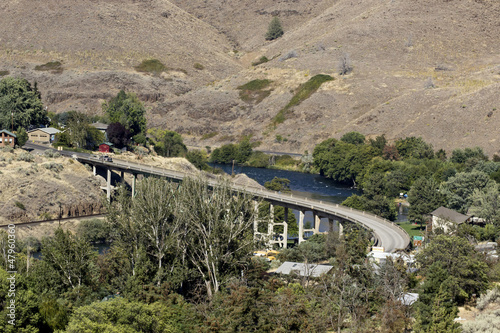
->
[26, 143, 411, 252]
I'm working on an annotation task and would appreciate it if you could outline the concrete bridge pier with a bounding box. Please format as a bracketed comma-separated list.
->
[298, 210, 305, 244]
[93, 165, 96, 176]
[132, 173, 137, 198]
[106, 168, 111, 202]
[267, 204, 287, 249]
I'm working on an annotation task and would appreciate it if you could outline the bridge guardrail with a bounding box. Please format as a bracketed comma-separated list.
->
[76, 155, 411, 251]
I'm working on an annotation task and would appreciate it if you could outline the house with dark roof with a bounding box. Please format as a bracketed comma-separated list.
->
[0, 129, 16, 147]
[430, 206, 471, 233]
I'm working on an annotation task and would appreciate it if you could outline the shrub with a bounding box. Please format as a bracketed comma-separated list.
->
[34, 61, 63, 73]
[0, 70, 10, 76]
[265, 17, 284, 41]
[477, 287, 500, 311]
[16, 152, 34, 162]
[77, 219, 112, 244]
[272, 74, 334, 125]
[279, 50, 298, 62]
[201, 132, 218, 140]
[237, 79, 273, 104]
[15, 201, 25, 210]
[43, 150, 61, 158]
[252, 56, 269, 66]
[134, 59, 166, 74]
[43, 162, 64, 173]
[193, 63, 204, 70]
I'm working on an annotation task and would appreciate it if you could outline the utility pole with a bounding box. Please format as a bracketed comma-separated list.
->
[11, 111, 13, 132]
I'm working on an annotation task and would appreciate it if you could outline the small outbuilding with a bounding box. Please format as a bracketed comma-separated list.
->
[274, 261, 333, 278]
[99, 142, 114, 153]
[430, 206, 471, 233]
[28, 127, 61, 144]
[0, 129, 16, 147]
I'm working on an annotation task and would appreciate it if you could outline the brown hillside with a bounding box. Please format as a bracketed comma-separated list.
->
[0, 0, 499, 155]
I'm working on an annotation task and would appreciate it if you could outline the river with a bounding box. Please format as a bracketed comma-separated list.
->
[211, 163, 408, 232]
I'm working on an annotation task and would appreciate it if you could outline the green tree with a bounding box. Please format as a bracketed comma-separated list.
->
[395, 137, 434, 159]
[63, 297, 198, 333]
[236, 138, 253, 163]
[103, 90, 146, 135]
[416, 235, 488, 303]
[450, 147, 488, 164]
[441, 170, 495, 213]
[341, 195, 365, 211]
[408, 177, 446, 225]
[265, 16, 284, 41]
[177, 177, 260, 299]
[185, 150, 208, 170]
[0, 77, 48, 130]
[369, 134, 387, 154]
[15, 126, 28, 146]
[148, 129, 187, 157]
[340, 131, 365, 145]
[468, 183, 500, 225]
[313, 138, 378, 186]
[209, 143, 238, 164]
[41, 228, 97, 290]
[264, 177, 291, 192]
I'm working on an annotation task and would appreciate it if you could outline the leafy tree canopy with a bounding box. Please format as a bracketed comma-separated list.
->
[395, 137, 434, 159]
[103, 90, 146, 135]
[63, 297, 198, 333]
[0, 77, 48, 130]
[340, 131, 365, 145]
[148, 128, 187, 157]
[416, 234, 488, 303]
[107, 122, 130, 148]
[265, 16, 284, 41]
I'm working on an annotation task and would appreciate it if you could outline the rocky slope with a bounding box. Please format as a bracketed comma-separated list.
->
[0, 0, 499, 155]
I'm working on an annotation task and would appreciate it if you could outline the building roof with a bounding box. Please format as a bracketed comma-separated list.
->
[430, 206, 470, 224]
[99, 142, 114, 147]
[274, 261, 333, 278]
[0, 129, 16, 137]
[368, 251, 415, 264]
[398, 293, 419, 306]
[28, 127, 61, 135]
[91, 122, 109, 130]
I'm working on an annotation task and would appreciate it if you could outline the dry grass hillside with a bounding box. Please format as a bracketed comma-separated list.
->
[0, 0, 499, 154]
[0, 148, 103, 223]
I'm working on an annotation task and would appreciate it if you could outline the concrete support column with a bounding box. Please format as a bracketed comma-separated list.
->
[93, 165, 96, 176]
[328, 218, 334, 233]
[106, 168, 111, 202]
[132, 173, 136, 198]
[298, 210, 305, 244]
[120, 171, 124, 184]
[282, 208, 288, 249]
[314, 213, 321, 235]
[253, 201, 259, 240]
[268, 203, 274, 236]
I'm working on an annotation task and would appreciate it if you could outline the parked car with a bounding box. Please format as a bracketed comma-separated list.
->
[101, 155, 113, 162]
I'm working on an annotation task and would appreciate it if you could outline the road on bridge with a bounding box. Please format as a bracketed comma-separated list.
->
[25, 143, 410, 252]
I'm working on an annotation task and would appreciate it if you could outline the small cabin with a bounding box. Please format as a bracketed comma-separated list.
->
[99, 142, 114, 153]
[0, 129, 16, 147]
[28, 127, 61, 144]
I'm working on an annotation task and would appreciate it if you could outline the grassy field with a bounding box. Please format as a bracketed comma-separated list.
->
[397, 221, 425, 238]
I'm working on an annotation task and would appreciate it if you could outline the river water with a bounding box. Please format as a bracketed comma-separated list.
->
[211, 163, 408, 232]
